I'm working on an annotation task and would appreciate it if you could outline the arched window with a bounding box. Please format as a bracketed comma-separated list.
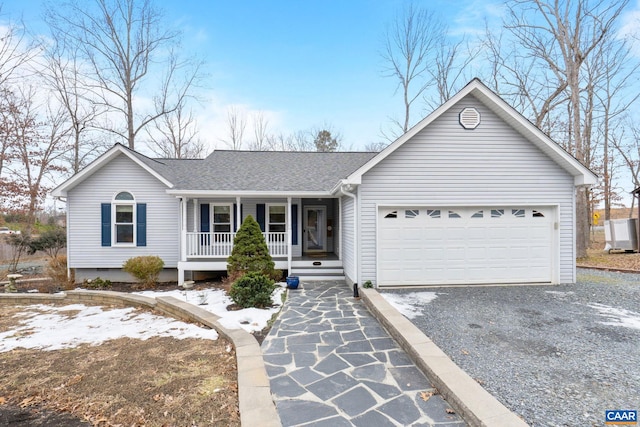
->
[113, 192, 136, 244]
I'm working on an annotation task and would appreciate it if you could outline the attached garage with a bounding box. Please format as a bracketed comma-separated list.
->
[377, 206, 556, 287]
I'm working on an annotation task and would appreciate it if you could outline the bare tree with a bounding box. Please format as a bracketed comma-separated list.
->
[221, 105, 246, 150]
[41, 39, 102, 174]
[427, 37, 479, 109]
[248, 111, 270, 151]
[587, 32, 640, 220]
[45, 0, 202, 150]
[363, 141, 388, 152]
[147, 99, 205, 158]
[0, 8, 40, 87]
[381, 4, 444, 137]
[494, 0, 629, 257]
[0, 87, 70, 228]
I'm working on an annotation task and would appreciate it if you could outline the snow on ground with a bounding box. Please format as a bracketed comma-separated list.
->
[0, 283, 287, 353]
[134, 283, 287, 333]
[0, 304, 220, 352]
[381, 291, 439, 319]
[587, 303, 640, 330]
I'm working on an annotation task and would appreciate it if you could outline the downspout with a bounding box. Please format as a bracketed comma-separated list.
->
[341, 184, 358, 285]
[55, 196, 70, 281]
[287, 197, 292, 274]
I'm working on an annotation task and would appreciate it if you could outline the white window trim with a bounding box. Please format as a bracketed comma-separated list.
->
[112, 192, 136, 247]
[266, 203, 287, 233]
[211, 203, 233, 233]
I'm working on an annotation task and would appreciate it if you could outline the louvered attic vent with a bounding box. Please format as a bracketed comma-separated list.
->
[459, 107, 480, 129]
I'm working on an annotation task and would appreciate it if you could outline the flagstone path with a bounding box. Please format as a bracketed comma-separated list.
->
[261, 281, 466, 426]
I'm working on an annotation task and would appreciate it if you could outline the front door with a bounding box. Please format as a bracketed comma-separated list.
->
[304, 206, 326, 252]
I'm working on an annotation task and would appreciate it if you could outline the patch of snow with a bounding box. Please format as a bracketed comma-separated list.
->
[0, 304, 219, 352]
[0, 282, 288, 353]
[588, 303, 640, 330]
[381, 292, 439, 319]
[134, 283, 286, 333]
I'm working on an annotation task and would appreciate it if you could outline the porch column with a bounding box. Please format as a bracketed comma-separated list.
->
[287, 196, 292, 274]
[236, 197, 241, 231]
[193, 198, 198, 232]
[181, 197, 187, 262]
[338, 196, 342, 260]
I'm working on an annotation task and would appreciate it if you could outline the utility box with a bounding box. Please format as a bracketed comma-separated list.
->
[604, 218, 638, 252]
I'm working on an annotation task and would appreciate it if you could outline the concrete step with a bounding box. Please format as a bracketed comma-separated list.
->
[291, 259, 343, 268]
[292, 267, 344, 275]
[294, 275, 346, 281]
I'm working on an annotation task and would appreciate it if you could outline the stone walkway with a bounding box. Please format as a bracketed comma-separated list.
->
[261, 281, 466, 426]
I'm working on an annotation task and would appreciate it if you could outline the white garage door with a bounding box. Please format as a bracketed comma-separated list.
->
[378, 206, 554, 286]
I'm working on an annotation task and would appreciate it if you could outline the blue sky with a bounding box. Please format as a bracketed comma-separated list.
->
[2, 0, 639, 153]
[1, 0, 501, 151]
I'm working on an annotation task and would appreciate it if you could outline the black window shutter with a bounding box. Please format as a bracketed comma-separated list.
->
[256, 204, 266, 232]
[291, 204, 298, 245]
[136, 203, 147, 247]
[101, 203, 111, 247]
[233, 203, 237, 231]
[200, 204, 210, 232]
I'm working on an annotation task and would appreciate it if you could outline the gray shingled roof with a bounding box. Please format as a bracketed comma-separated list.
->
[133, 150, 378, 192]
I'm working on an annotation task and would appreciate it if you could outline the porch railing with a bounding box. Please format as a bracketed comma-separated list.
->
[186, 232, 288, 258]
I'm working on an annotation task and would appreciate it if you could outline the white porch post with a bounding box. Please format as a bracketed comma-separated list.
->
[193, 198, 198, 232]
[179, 197, 187, 285]
[181, 197, 187, 261]
[338, 196, 342, 260]
[236, 197, 241, 231]
[287, 196, 292, 274]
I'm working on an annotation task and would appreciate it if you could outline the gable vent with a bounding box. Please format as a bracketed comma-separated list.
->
[459, 107, 480, 129]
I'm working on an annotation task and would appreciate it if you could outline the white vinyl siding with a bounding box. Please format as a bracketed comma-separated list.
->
[359, 94, 574, 285]
[341, 195, 356, 284]
[67, 154, 179, 268]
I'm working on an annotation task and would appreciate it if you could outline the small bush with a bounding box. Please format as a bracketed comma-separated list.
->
[122, 255, 164, 289]
[46, 255, 71, 287]
[229, 272, 276, 308]
[363, 280, 373, 289]
[227, 215, 276, 279]
[84, 277, 112, 290]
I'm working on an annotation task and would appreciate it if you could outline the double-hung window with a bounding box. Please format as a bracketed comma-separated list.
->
[267, 205, 286, 233]
[113, 192, 135, 245]
[212, 204, 232, 233]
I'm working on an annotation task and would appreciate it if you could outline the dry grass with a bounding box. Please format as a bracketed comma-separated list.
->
[579, 228, 640, 271]
[0, 305, 240, 427]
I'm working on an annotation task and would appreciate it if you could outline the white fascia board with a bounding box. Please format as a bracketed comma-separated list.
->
[51, 144, 174, 197]
[165, 189, 332, 198]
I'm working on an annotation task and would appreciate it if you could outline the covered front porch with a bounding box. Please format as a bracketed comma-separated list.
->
[174, 194, 341, 283]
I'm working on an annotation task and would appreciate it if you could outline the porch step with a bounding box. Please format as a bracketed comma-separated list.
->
[291, 259, 343, 268]
[290, 265, 345, 282]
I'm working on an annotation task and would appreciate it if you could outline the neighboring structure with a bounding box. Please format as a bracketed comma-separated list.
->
[52, 79, 597, 287]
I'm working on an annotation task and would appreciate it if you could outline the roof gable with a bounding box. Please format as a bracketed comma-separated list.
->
[345, 79, 597, 186]
[51, 144, 174, 197]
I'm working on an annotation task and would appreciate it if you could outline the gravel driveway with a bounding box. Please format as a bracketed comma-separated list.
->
[381, 268, 640, 427]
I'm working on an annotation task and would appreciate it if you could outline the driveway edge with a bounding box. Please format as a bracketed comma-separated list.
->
[360, 288, 528, 427]
[0, 291, 281, 427]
